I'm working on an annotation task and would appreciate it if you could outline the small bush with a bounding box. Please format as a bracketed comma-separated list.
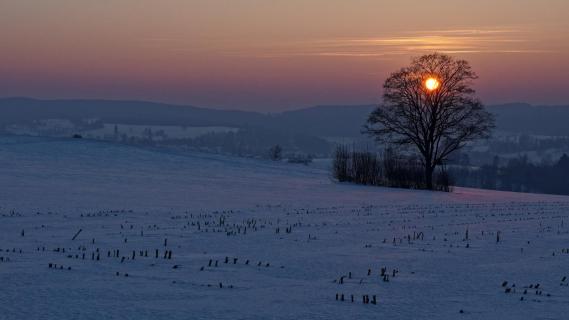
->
[268, 145, 282, 161]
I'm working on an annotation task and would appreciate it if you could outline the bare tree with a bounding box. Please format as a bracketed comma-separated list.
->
[365, 53, 494, 189]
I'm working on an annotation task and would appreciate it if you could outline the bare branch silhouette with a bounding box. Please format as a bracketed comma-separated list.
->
[365, 53, 494, 189]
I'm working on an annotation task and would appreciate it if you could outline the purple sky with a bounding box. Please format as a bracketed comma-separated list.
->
[1, 0, 568, 111]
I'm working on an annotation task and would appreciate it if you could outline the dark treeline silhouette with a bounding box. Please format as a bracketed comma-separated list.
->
[332, 146, 451, 191]
[450, 154, 569, 195]
[183, 128, 325, 159]
[138, 127, 329, 158]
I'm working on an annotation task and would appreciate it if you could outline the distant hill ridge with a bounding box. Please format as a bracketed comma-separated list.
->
[1, 97, 568, 137]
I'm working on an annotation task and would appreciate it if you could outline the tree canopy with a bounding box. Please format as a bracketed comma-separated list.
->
[366, 53, 494, 189]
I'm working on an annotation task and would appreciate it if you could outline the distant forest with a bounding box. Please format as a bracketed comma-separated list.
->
[450, 154, 569, 196]
[159, 127, 330, 158]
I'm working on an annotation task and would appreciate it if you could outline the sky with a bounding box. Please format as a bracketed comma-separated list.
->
[1, 0, 568, 111]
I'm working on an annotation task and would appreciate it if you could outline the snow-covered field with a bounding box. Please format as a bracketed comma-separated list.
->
[1, 136, 569, 319]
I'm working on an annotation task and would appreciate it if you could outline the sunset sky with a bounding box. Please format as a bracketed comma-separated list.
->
[1, 0, 568, 111]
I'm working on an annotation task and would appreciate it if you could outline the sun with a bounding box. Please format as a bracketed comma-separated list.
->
[425, 77, 440, 91]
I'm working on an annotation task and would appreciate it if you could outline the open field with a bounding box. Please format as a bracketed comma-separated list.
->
[1, 136, 569, 319]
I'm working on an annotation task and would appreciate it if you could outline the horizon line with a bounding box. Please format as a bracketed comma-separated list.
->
[1, 96, 568, 113]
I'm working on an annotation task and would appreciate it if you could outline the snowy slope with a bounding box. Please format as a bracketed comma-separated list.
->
[1, 136, 569, 319]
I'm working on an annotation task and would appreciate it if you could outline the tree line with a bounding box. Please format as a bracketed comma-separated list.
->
[450, 154, 569, 195]
[332, 145, 452, 191]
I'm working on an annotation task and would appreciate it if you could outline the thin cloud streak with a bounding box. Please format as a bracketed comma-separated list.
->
[251, 27, 551, 58]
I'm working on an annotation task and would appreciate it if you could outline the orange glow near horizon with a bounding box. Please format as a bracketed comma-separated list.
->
[0, 0, 568, 110]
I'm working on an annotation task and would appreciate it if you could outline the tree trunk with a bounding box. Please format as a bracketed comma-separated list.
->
[425, 164, 434, 190]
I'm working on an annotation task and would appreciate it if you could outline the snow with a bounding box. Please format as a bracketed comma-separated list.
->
[1, 135, 569, 319]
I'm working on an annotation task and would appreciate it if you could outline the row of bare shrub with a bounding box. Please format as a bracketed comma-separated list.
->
[332, 146, 451, 191]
